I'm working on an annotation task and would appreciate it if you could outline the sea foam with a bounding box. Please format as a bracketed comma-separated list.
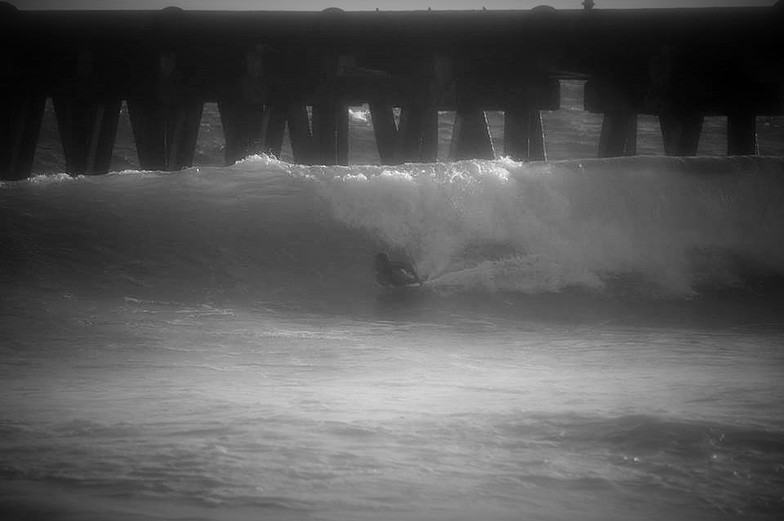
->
[307, 156, 784, 296]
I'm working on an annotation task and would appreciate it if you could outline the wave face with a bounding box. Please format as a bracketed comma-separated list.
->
[2, 155, 784, 307]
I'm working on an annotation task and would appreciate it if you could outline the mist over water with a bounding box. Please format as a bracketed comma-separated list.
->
[2, 83, 784, 520]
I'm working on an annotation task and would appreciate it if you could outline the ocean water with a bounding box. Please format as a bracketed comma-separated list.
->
[2, 81, 784, 521]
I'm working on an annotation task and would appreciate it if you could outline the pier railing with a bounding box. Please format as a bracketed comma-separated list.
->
[1, 3, 782, 179]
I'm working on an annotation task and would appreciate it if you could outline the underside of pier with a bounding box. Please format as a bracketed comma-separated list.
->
[1, 3, 782, 178]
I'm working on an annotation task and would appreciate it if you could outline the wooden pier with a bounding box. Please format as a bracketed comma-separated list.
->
[1, 2, 782, 179]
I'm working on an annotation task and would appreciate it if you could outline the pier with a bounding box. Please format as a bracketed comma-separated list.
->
[1, 2, 782, 180]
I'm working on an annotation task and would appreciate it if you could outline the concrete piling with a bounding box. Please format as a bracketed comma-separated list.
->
[218, 96, 265, 166]
[727, 112, 758, 156]
[0, 94, 45, 181]
[309, 52, 350, 166]
[287, 104, 315, 164]
[49, 50, 121, 176]
[127, 96, 203, 171]
[366, 54, 444, 165]
[396, 79, 435, 164]
[501, 78, 558, 162]
[218, 46, 267, 165]
[312, 100, 349, 166]
[261, 106, 288, 159]
[369, 100, 398, 164]
[127, 46, 204, 171]
[504, 108, 546, 162]
[397, 104, 428, 163]
[660, 113, 703, 156]
[53, 95, 121, 176]
[584, 79, 638, 158]
[450, 107, 495, 161]
[420, 109, 439, 163]
[598, 111, 637, 158]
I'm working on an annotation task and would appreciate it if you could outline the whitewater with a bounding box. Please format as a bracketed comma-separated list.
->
[2, 86, 784, 521]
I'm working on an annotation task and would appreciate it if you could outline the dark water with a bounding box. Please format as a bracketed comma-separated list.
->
[2, 81, 784, 520]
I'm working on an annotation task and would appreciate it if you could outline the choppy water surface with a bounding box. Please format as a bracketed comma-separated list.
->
[2, 294, 783, 521]
[2, 82, 784, 520]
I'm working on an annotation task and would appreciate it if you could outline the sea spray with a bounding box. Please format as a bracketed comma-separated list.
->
[302, 155, 784, 296]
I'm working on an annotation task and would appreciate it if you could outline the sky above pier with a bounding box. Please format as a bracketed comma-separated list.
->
[12, 0, 778, 11]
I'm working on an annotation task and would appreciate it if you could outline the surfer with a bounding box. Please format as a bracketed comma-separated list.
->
[374, 252, 423, 287]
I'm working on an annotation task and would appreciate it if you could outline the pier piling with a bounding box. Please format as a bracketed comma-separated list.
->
[218, 95, 265, 166]
[310, 53, 350, 166]
[287, 104, 316, 164]
[49, 50, 121, 176]
[450, 107, 495, 161]
[727, 112, 759, 156]
[420, 109, 439, 163]
[501, 78, 558, 162]
[0, 93, 45, 181]
[598, 111, 638, 158]
[127, 45, 205, 171]
[53, 95, 121, 176]
[218, 47, 268, 165]
[127, 96, 204, 171]
[312, 100, 349, 166]
[585, 79, 638, 158]
[397, 105, 429, 163]
[660, 113, 703, 156]
[396, 80, 437, 164]
[261, 106, 288, 159]
[369, 100, 398, 164]
[504, 108, 546, 162]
